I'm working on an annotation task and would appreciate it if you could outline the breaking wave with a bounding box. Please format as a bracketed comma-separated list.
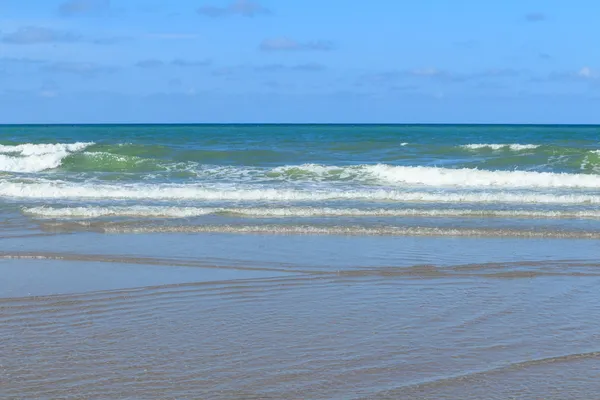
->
[22, 205, 600, 219]
[0, 142, 94, 173]
[460, 143, 540, 151]
[3, 181, 600, 204]
[266, 164, 600, 188]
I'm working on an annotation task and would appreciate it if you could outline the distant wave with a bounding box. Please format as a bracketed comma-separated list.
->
[23, 205, 600, 219]
[0, 142, 94, 173]
[461, 143, 540, 151]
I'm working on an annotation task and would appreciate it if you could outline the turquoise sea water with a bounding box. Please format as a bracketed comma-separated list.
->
[1, 124, 600, 237]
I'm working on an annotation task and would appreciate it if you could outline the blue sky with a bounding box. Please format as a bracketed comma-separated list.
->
[1, 0, 599, 123]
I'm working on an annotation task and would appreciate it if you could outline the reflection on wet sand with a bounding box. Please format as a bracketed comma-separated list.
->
[2, 252, 600, 399]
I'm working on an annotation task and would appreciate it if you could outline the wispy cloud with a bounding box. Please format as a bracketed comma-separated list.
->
[454, 40, 478, 49]
[145, 33, 200, 40]
[410, 67, 521, 82]
[39, 90, 59, 98]
[577, 67, 598, 80]
[39, 81, 60, 98]
[1, 26, 127, 46]
[172, 59, 212, 67]
[260, 38, 335, 52]
[0, 57, 43, 76]
[44, 62, 117, 76]
[2, 26, 81, 44]
[254, 63, 326, 72]
[390, 84, 419, 92]
[263, 80, 295, 90]
[169, 78, 183, 88]
[359, 68, 523, 86]
[202, 63, 326, 77]
[198, 0, 270, 17]
[408, 68, 446, 77]
[212, 67, 236, 77]
[59, 0, 110, 16]
[0, 57, 45, 65]
[135, 59, 165, 68]
[525, 12, 546, 22]
[135, 59, 212, 68]
[540, 67, 599, 83]
[92, 36, 130, 45]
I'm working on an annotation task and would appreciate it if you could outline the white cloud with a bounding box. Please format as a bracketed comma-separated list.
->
[0, 57, 44, 65]
[39, 90, 59, 98]
[198, 0, 270, 17]
[45, 62, 117, 76]
[145, 33, 200, 40]
[2, 26, 81, 44]
[254, 63, 326, 72]
[135, 60, 164, 68]
[578, 67, 598, 79]
[359, 67, 524, 87]
[92, 36, 130, 45]
[134, 59, 212, 68]
[59, 0, 110, 16]
[409, 68, 443, 77]
[171, 59, 211, 67]
[260, 38, 334, 52]
[525, 12, 546, 22]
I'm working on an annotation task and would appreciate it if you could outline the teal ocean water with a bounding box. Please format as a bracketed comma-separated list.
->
[2, 124, 600, 237]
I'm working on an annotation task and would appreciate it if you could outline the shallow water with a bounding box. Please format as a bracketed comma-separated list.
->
[1, 234, 600, 399]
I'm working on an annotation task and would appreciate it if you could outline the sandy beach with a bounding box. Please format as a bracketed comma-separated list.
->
[2, 232, 600, 399]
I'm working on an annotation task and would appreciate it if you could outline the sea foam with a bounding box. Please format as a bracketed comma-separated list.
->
[0, 142, 94, 173]
[461, 143, 540, 151]
[76, 223, 600, 239]
[3, 181, 600, 204]
[22, 205, 600, 219]
[273, 164, 600, 188]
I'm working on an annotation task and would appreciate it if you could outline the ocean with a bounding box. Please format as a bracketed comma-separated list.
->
[2, 124, 600, 399]
[2, 124, 600, 237]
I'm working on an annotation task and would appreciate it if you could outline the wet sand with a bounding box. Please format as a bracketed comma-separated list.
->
[2, 233, 600, 399]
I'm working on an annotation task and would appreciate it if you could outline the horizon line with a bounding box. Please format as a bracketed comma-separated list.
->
[2, 122, 600, 126]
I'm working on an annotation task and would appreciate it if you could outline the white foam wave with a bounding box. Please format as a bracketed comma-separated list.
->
[24, 205, 216, 218]
[365, 165, 600, 188]
[0, 142, 94, 173]
[0, 142, 92, 155]
[88, 224, 600, 239]
[461, 144, 540, 151]
[22, 205, 600, 219]
[272, 164, 600, 188]
[4, 181, 600, 204]
[128, 163, 600, 189]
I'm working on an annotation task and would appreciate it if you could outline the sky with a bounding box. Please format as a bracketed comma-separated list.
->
[1, 0, 599, 123]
